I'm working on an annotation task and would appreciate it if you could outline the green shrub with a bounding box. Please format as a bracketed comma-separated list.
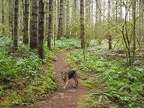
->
[54, 37, 80, 50]
[0, 37, 57, 107]
[68, 49, 144, 108]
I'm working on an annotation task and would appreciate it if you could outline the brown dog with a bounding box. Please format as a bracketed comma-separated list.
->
[61, 70, 78, 90]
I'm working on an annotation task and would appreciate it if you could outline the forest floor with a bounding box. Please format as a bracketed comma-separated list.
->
[28, 50, 90, 108]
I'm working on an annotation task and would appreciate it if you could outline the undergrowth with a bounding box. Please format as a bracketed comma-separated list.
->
[0, 37, 57, 107]
[53, 37, 80, 50]
[68, 49, 144, 108]
[2, 36, 143, 108]
[0, 37, 81, 107]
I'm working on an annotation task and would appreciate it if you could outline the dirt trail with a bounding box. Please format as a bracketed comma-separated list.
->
[28, 51, 88, 108]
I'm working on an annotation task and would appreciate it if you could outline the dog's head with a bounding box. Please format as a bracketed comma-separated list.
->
[61, 72, 67, 80]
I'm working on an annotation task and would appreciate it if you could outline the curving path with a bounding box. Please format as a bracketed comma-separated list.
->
[28, 51, 88, 108]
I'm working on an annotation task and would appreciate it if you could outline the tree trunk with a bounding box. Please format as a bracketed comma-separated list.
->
[23, 0, 29, 44]
[90, 0, 94, 24]
[95, 0, 100, 37]
[9, 0, 13, 38]
[107, 0, 112, 49]
[53, 0, 58, 45]
[132, 0, 136, 63]
[47, 0, 53, 50]
[74, 0, 77, 17]
[30, 0, 38, 49]
[66, 0, 69, 37]
[45, 0, 49, 38]
[108, 33, 112, 50]
[2, 0, 4, 34]
[80, 0, 85, 49]
[57, 0, 64, 40]
[13, 0, 19, 48]
[73, 0, 78, 22]
[38, 0, 44, 59]
[53, 0, 59, 46]
[2, 0, 4, 24]
[85, 0, 90, 25]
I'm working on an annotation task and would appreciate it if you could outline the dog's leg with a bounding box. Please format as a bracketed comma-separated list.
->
[63, 81, 66, 90]
[74, 78, 78, 87]
[64, 78, 68, 90]
[73, 74, 78, 87]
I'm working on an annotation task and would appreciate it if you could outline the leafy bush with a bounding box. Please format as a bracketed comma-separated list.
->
[0, 37, 57, 107]
[54, 37, 80, 50]
[68, 49, 144, 108]
[0, 37, 41, 82]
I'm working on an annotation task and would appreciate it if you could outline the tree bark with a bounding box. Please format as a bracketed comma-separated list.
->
[23, 0, 29, 44]
[57, 0, 64, 40]
[9, 0, 14, 38]
[38, 0, 44, 59]
[2, 0, 5, 34]
[47, 0, 53, 50]
[13, 0, 19, 48]
[66, 0, 69, 37]
[2, 0, 4, 24]
[132, 0, 136, 63]
[30, 0, 38, 49]
[80, 0, 85, 49]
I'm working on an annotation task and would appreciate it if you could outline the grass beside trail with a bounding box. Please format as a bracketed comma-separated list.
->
[0, 37, 57, 107]
[0, 37, 80, 107]
[67, 48, 144, 108]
